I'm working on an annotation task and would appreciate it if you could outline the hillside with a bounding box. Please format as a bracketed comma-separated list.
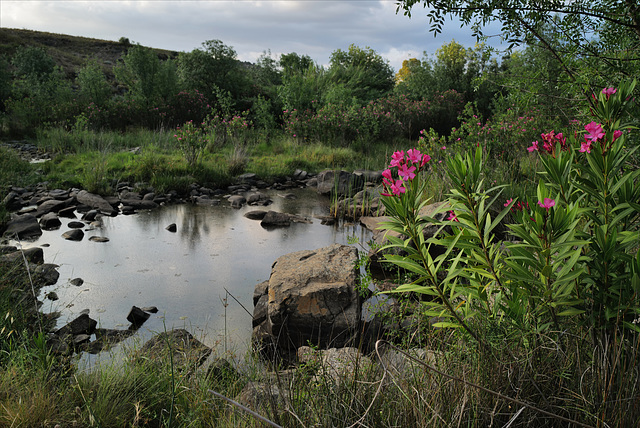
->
[0, 27, 179, 79]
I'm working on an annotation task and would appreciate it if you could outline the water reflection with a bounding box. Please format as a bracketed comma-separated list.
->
[18, 188, 372, 361]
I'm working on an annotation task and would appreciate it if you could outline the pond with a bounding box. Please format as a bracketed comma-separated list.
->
[14, 188, 373, 365]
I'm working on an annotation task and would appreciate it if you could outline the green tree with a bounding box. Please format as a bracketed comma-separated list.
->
[395, 58, 421, 84]
[326, 44, 394, 105]
[279, 52, 314, 76]
[177, 39, 249, 109]
[0, 56, 11, 112]
[10, 46, 55, 84]
[114, 44, 177, 105]
[396, 0, 640, 89]
[76, 59, 112, 107]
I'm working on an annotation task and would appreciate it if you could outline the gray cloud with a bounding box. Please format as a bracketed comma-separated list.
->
[0, 0, 502, 71]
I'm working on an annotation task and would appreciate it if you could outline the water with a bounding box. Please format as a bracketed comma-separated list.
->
[15, 188, 372, 364]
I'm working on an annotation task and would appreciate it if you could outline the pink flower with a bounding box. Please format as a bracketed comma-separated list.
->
[537, 198, 555, 211]
[382, 169, 393, 181]
[585, 122, 605, 142]
[391, 180, 406, 196]
[579, 140, 592, 153]
[447, 211, 459, 222]
[441, 146, 446, 150]
[390, 150, 405, 168]
[504, 198, 513, 207]
[602, 87, 617, 99]
[527, 141, 539, 152]
[406, 148, 422, 164]
[420, 154, 431, 167]
[612, 130, 623, 142]
[398, 163, 417, 181]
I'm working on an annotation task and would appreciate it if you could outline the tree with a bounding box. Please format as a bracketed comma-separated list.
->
[279, 52, 314, 76]
[327, 44, 395, 105]
[396, 0, 640, 88]
[395, 58, 421, 83]
[77, 59, 112, 107]
[10, 46, 55, 84]
[177, 39, 249, 109]
[114, 44, 177, 105]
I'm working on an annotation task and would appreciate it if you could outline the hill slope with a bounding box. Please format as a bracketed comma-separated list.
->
[0, 28, 179, 78]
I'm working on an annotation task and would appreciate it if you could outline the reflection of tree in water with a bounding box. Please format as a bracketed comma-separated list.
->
[179, 205, 234, 250]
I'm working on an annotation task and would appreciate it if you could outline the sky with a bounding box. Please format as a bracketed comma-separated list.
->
[0, 1, 503, 72]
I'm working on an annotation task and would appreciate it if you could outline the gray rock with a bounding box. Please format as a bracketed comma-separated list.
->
[0, 246, 44, 265]
[62, 229, 84, 241]
[127, 306, 150, 327]
[253, 244, 360, 353]
[34, 263, 60, 285]
[3, 214, 42, 240]
[39, 213, 62, 230]
[166, 223, 177, 232]
[76, 190, 116, 216]
[138, 329, 211, 368]
[228, 195, 246, 208]
[46, 291, 59, 301]
[55, 313, 97, 338]
[88, 236, 109, 242]
[120, 199, 159, 210]
[260, 211, 291, 228]
[67, 221, 85, 229]
[58, 206, 77, 218]
[244, 210, 267, 220]
[70, 277, 84, 286]
[35, 199, 67, 217]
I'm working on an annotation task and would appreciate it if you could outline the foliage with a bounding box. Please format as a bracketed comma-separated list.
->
[378, 80, 640, 425]
[114, 44, 178, 106]
[76, 59, 112, 107]
[174, 120, 207, 168]
[396, 0, 640, 93]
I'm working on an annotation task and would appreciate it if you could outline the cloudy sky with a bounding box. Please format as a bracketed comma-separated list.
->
[0, 1, 503, 71]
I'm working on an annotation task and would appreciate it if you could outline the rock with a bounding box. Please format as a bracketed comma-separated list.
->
[244, 210, 267, 220]
[86, 328, 136, 353]
[3, 214, 42, 240]
[259, 211, 312, 228]
[88, 236, 109, 242]
[58, 206, 77, 218]
[70, 277, 84, 286]
[165, 223, 177, 232]
[55, 313, 97, 338]
[194, 196, 220, 206]
[316, 170, 365, 197]
[205, 358, 240, 383]
[62, 229, 84, 241]
[120, 199, 159, 210]
[67, 221, 85, 229]
[34, 263, 60, 285]
[253, 244, 361, 354]
[2, 191, 24, 211]
[235, 382, 286, 417]
[378, 348, 437, 380]
[126, 306, 150, 327]
[81, 210, 100, 222]
[247, 192, 272, 206]
[140, 306, 158, 313]
[320, 347, 373, 384]
[228, 195, 246, 208]
[138, 329, 211, 369]
[46, 291, 59, 301]
[76, 190, 116, 216]
[0, 246, 44, 265]
[39, 212, 62, 230]
[35, 199, 67, 217]
[260, 211, 291, 228]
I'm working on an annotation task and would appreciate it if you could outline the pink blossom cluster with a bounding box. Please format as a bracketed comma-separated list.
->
[504, 198, 529, 212]
[527, 130, 568, 154]
[579, 121, 623, 154]
[381, 149, 431, 197]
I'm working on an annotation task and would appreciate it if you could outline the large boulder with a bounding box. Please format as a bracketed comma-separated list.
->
[3, 214, 42, 240]
[76, 190, 117, 216]
[252, 244, 361, 356]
